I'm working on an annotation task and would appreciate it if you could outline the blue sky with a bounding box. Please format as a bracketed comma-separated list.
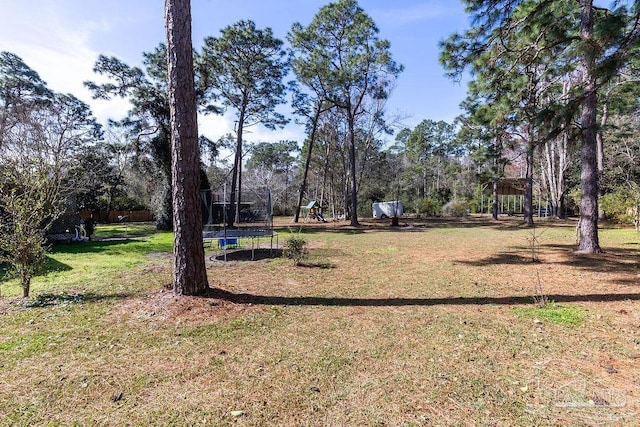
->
[0, 0, 471, 146]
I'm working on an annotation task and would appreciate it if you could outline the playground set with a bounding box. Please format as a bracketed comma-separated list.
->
[302, 200, 327, 223]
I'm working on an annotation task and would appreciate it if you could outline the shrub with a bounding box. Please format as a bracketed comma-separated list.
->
[0, 165, 61, 297]
[600, 190, 640, 227]
[442, 199, 469, 217]
[284, 236, 308, 265]
[0, 224, 47, 298]
[415, 197, 441, 216]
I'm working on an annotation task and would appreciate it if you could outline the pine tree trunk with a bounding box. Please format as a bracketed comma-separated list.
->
[596, 96, 608, 220]
[577, 0, 602, 253]
[523, 143, 534, 226]
[492, 179, 499, 220]
[347, 112, 359, 226]
[166, 0, 209, 295]
[228, 109, 245, 228]
[293, 105, 321, 223]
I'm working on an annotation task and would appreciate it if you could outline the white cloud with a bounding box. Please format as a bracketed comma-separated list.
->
[0, 2, 113, 119]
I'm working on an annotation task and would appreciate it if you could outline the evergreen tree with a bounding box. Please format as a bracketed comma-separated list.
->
[199, 20, 289, 227]
[441, 0, 640, 251]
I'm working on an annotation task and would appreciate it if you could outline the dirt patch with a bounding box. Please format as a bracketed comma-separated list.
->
[106, 287, 250, 326]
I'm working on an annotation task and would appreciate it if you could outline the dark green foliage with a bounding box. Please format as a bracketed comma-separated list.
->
[83, 218, 95, 240]
[415, 197, 442, 217]
[247, 140, 299, 172]
[85, 45, 211, 231]
[0, 51, 52, 147]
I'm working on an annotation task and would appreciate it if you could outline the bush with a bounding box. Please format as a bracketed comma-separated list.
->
[284, 236, 308, 265]
[600, 190, 640, 225]
[467, 194, 482, 214]
[415, 197, 441, 216]
[442, 199, 469, 217]
[0, 225, 47, 297]
[0, 165, 61, 297]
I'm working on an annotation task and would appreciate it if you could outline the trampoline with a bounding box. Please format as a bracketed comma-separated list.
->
[201, 186, 278, 261]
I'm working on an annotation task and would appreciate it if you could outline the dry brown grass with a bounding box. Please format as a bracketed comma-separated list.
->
[1, 215, 640, 426]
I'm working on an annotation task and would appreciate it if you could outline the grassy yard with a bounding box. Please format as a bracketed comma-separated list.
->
[1, 216, 640, 426]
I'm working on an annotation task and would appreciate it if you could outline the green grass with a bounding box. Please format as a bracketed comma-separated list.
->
[513, 302, 587, 326]
[93, 221, 159, 238]
[0, 224, 172, 297]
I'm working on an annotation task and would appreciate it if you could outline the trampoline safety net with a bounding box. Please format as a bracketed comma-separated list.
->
[201, 188, 274, 239]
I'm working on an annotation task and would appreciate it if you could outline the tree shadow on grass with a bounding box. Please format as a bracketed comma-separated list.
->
[204, 287, 640, 307]
[211, 248, 284, 262]
[210, 248, 339, 268]
[50, 238, 146, 255]
[49, 238, 172, 257]
[457, 252, 534, 266]
[1, 257, 73, 284]
[42, 256, 73, 274]
[457, 244, 640, 278]
[296, 261, 337, 269]
[22, 291, 130, 308]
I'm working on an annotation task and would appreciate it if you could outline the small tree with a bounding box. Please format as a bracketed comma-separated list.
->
[0, 165, 61, 297]
[284, 235, 308, 266]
